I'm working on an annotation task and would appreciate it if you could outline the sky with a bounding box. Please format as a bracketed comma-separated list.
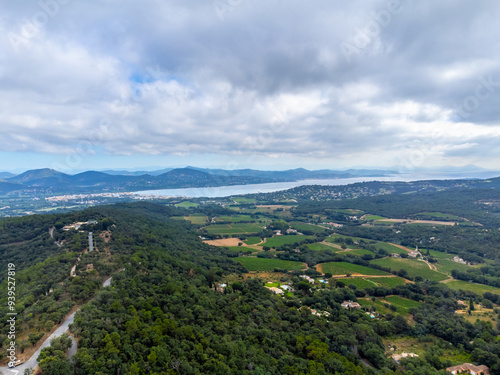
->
[1, 0, 500, 174]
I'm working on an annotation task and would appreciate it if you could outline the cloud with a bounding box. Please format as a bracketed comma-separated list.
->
[1, 0, 500, 170]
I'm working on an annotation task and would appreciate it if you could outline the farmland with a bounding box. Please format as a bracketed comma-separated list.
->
[371, 257, 448, 282]
[383, 296, 421, 315]
[234, 257, 306, 272]
[204, 223, 263, 235]
[445, 280, 500, 295]
[318, 262, 390, 276]
[259, 235, 314, 248]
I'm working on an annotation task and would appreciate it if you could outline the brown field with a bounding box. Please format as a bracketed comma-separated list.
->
[203, 238, 242, 246]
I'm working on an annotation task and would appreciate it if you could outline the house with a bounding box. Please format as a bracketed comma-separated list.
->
[393, 353, 419, 363]
[266, 287, 284, 295]
[300, 275, 315, 284]
[409, 247, 422, 258]
[341, 301, 361, 309]
[86, 264, 94, 271]
[286, 228, 298, 234]
[281, 285, 292, 291]
[392, 253, 400, 258]
[273, 230, 282, 236]
[453, 256, 468, 265]
[446, 363, 490, 375]
[215, 283, 227, 292]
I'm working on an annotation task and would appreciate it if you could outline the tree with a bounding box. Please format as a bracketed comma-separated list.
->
[470, 298, 475, 311]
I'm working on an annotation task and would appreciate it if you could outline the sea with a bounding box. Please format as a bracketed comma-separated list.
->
[132, 171, 499, 199]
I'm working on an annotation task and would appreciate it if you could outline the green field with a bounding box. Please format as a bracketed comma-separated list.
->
[363, 215, 387, 221]
[366, 277, 406, 288]
[434, 259, 473, 275]
[215, 214, 260, 223]
[346, 249, 376, 257]
[244, 236, 262, 245]
[375, 243, 409, 255]
[414, 212, 463, 221]
[204, 223, 263, 235]
[233, 197, 258, 204]
[223, 246, 257, 254]
[307, 243, 337, 251]
[384, 296, 421, 315]
[445, 280, 500, 295]
[371, 258, 448, 282]
[259, 235, 313, 248]
[342, 278, 378, 289]
[185, 214, 208, 224]
[235, 257, 306, 271]
[289, 222, 328, 234]
[319, 262, 389, 276]
[175, 201, 199, 208]
[357, 299, 393, 315]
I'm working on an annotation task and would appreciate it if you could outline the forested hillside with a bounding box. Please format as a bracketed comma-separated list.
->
[2, 202, 500, 374]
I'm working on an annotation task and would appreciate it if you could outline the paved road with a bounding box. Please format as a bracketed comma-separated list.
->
[0, 276, 114, 374]
[0, 312, 77, 375]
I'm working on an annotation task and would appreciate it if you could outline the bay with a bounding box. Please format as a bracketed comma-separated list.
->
[132, 171, 498, 198]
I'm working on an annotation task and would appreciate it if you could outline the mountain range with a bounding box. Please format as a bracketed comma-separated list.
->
[0, 167, 395, 195]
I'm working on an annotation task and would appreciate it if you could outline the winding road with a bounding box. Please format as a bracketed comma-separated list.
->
[0, 276, 113, 375]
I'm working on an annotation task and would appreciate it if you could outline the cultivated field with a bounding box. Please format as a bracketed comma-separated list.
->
[235, 257, 306, 271]
[371, 257, 448, 282]
[259, 235, 313, 248]
[445, 280, 500, 295]
[204, 223, 263, 235]
[318, 262, 389, 276]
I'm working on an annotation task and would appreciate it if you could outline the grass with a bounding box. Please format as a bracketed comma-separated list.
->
[371, 257, 448, 282]
[259, 235, 313, 248]
[445, 280, 500, 295]
[175, 201, 199, 208]
[414, 212, 463, 221]
[244, 237, 262, 245]
[204, 223, 263, 235]
[345, 249, 376, 257]
[233, 197, 257, 204]
[184, 214, 208, 224]
[235, 257, 306, 271]
[363, 215, 387, 221]
[434, 259, 472, 275]
[375, 243, 409, 255]
[342, 278, 378, 289]
[319, 262, 390, 276]
[307, 243, 336, 251]
[366, 277, 406, 288]
[224, 246, 258, 254]
[383, 296, 421, 315]
[384, 336, 472, 364]
[215, 215, 258, 223]
[289, 222, 328, 234]
[357, 298, 393, 315]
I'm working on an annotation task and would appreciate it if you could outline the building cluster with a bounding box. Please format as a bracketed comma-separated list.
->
[446, 363, 489, 374]
[341, 301, 361, 309]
